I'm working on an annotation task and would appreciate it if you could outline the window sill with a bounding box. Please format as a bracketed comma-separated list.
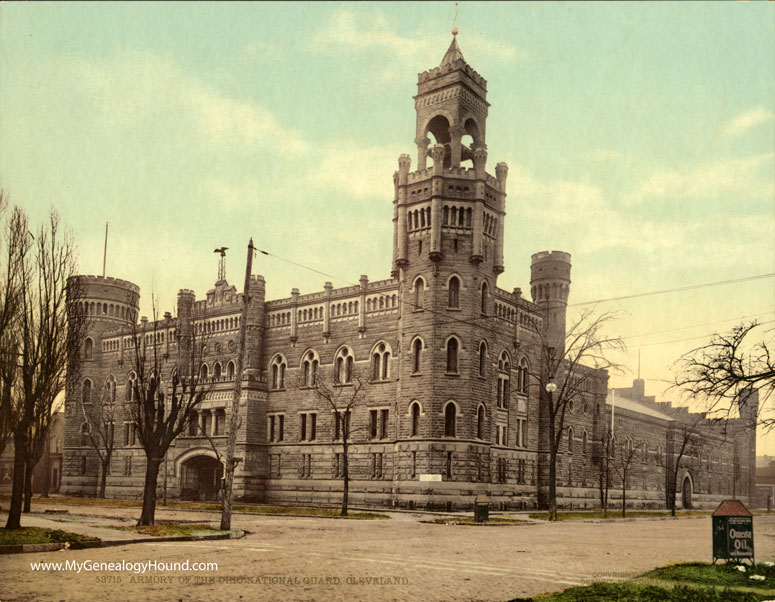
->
[369, 379, 390, 384]
[334, 382, 354, 388]
[446, 307, 461, 311]
[445, 372, 460, 377]
[270, 387, 287, 392]
[412, 309, 425, 313]
[410, 372, 423, 377]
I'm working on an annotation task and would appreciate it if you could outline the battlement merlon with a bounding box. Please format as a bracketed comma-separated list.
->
[417, 59, 488, 97]
[405, 166, 502, 193]
[68, 274, 141, 295]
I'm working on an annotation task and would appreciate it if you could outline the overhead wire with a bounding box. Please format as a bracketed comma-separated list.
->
[255, 248, 774, 350]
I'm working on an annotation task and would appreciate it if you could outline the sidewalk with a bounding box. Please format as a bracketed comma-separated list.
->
[0, 504, 242, 554]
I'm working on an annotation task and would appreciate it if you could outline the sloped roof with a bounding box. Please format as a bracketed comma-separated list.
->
[440, 35, 465, 67]
[713, 499, 752, 517]
[606, 391, 675, 422]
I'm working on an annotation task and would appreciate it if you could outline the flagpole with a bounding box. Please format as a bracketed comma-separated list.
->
[102, 222, 109, 278]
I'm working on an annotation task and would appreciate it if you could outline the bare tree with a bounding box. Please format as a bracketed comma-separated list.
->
[127, 303, 208, 526]
[594, 429, 613, 517]
[0, 197, 26, 456]
[611, 438, 641, 518]
[80, 379, 118, 498]
[3, 209, 85, 530]
[656, 421, 698, 517]
[530, 309, 624, 520]
[303, 367, 368, 517]
[676, 321, 774, 427]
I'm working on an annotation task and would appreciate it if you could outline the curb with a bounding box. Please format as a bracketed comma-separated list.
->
[0, 530, 244, 555]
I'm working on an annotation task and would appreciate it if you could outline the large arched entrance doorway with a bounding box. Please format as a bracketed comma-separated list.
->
[180, 456, 223, 501]
[681, 475, 693, 510]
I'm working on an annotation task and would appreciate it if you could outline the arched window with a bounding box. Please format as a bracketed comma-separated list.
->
[80, 422, 90, 446]
[567, 427, 574, 454]
[497, 352, 510, 409]
[335, 347, 354, 384]
[226, 361, 236, 380]
[477, 405, 485, 439]
[105, 375, 116, 404]
[84, 338, 93, 360]
[448, 276, 460, 309]
[199, 363, 209, 381]
[302, 350, 319, 387]
[82, 379, 92, 405]
[410, 401, 421, 437]
[478, 341, 487, 377]
[481, 281, 489, 314]
[125, 372, 137, 402]
[582, 431, 588, 455]
[446, 337, 459, 373]
[518, 357, 530, 394]
[270, 355, 287, 389]
[444, 402, 457, 437]
[412, 338, 423, 374]
[371, 342, 391, 381]
[213, 362, 222, 380]
[414, 277, 425, 310]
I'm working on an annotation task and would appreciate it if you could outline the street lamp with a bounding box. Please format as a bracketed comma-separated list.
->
[545, 382, 557, 394]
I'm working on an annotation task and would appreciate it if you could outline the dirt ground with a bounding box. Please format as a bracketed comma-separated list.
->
[1, 504, 774, 602]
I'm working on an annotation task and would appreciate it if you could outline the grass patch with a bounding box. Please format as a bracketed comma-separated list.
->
[528, 509, 710, 521]
[108, 522, 222, 537]
[0, 527, 99, 546]
[641, 562, 775, 590]
[0, 495, 389, 520]
[0, 495, 143, 509]
[232, 504, 390, 520]
[431, 517, 526, 525]
[510, 582, 767, 601]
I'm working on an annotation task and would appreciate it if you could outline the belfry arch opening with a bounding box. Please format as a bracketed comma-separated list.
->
[460, 118, 482, 166]
[425, 115, 452, 167]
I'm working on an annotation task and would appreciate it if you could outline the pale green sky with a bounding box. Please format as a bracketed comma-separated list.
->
[2, 2, 774, 447]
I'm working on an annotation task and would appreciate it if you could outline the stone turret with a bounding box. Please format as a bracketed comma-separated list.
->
[530, 251, 571, 351]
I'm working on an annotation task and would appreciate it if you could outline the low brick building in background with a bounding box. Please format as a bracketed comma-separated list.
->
[61, 34, 757, 511]
[1, 412, 64, 497]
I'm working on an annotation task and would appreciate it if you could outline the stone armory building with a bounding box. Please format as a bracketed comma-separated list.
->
[62, 35, 756, 511]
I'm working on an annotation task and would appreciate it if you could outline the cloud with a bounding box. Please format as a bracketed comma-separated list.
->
[508, 163, 608, 223]
[313, 9, 522, 65]
[308, 143, 402, 200]
[629, 152, 775, 203]
[313, 10, 425, 57]
[73, 50, 309, 155]
[722, 106, 775, 137]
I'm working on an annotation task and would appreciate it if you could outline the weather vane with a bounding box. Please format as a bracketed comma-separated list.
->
[214, 246, 228, 281]
[452, 2, 459, 36]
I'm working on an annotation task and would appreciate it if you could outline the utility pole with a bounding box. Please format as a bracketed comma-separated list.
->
[220, 239, 253, 531]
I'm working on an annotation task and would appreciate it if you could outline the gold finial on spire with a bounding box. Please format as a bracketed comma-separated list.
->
[452, 2, 459, 36]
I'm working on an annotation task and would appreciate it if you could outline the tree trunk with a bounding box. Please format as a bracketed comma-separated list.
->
[621, 473, 626, 518]
[138, 457, 162, 526]
[341, 438, 349, 517]
[548, 449, 557, 520]
[99, 459, 109, 499]
[23, 460, 32, 512]
[220, 462, 234, 531]
[5, 434, 27, 529]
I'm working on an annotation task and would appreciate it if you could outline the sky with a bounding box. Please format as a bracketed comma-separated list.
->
[1, 2, 774, 448]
